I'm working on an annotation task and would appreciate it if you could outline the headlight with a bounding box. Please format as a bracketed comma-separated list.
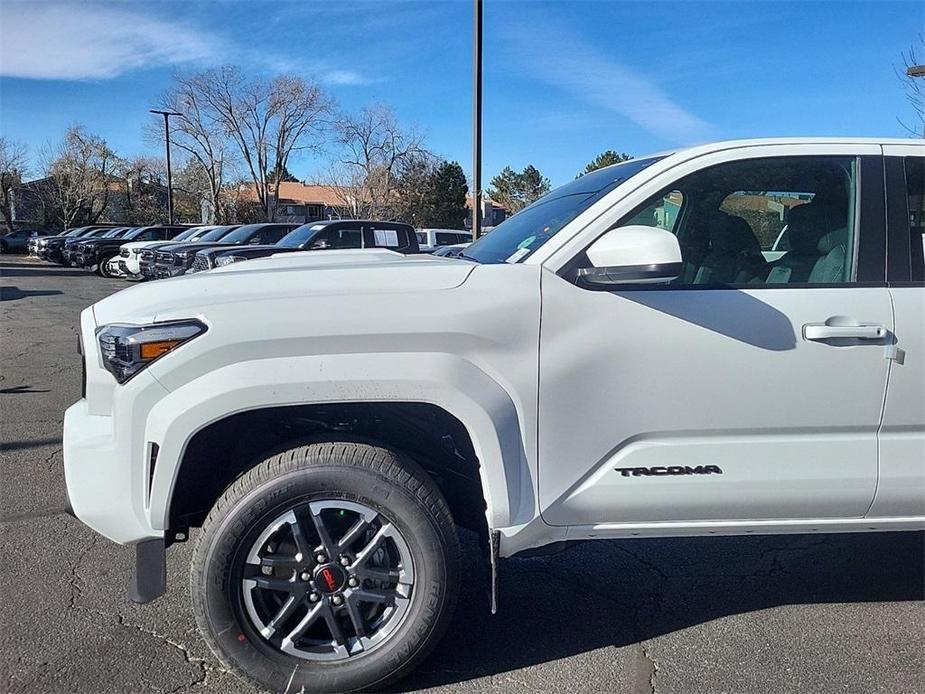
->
[215, 255, 245, 267]
[96, 320, 207, 383]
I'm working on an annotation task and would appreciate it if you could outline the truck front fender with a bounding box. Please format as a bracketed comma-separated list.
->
[145, 351, 537, 536]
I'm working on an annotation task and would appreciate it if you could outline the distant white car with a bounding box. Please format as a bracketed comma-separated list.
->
[115, 226, 218, 280]
[415, 228, 472, 253]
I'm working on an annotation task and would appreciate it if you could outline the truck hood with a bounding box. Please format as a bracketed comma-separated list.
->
[214, 248, 404, 271]
[122, 240, 165, 251]
[91, 252, 476, 325]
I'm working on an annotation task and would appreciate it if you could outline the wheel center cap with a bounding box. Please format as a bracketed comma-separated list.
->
[313, 563, 347, 594]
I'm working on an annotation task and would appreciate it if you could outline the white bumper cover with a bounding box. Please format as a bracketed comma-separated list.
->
[63, 399, 162, 545]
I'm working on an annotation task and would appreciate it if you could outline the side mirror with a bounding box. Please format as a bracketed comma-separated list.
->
[578, 225, 682, 287]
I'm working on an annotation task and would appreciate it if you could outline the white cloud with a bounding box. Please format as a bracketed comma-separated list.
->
[322, 69, 374, 86]
[0, 2, 222, 80]
[0, 2, 376, 86]
[504, 24, 710, 142]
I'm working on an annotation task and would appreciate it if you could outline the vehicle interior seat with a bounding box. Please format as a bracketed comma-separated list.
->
[766, 201, 849, 284]
[691, 211, 766, 284]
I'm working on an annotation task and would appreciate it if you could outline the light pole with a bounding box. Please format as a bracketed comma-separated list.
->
[150, 109, 181, 224]
[472, 0, 483, 239]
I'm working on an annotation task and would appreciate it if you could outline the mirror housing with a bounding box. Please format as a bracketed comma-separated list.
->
[578, 225, 682, 287]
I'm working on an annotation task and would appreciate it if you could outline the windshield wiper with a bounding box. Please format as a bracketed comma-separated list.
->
[457, 253, 481, 263]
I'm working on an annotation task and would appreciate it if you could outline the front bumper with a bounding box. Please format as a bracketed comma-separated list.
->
[63, 399, 160, 544]
[117, 259, 143, 280]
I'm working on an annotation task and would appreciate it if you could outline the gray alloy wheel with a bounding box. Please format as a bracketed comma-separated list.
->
[192, 441, 460, 693]
[241, 500, 415, 661]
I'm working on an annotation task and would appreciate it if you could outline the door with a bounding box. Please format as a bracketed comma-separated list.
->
[539, 152, 892, 526]
[869, 149, 925, 517]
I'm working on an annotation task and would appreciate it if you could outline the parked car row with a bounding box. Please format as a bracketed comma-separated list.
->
[1, 228, 54, 253]
[29, 220, 474, 281]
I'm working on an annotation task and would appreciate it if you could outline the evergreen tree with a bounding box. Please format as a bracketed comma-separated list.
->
[578, 150, 632, 177]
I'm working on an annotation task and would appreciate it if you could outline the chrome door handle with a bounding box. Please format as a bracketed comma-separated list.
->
[803, 323, 887, 341]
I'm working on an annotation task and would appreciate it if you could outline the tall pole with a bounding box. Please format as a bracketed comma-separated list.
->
[472, 0, 483, 238]
[150, 109, 181, 224]
[907, 65, 925, 138]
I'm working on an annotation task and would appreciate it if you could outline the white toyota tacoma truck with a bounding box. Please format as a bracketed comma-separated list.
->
[64, 139, 924, 693]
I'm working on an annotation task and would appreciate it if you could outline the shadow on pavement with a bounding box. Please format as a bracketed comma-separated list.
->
[0, 436, 61, 451]
[396, 531, 924, 690]
[0, 385, 51, 394]
[0, 260, 88, 279]
[0, 286, 64, 301]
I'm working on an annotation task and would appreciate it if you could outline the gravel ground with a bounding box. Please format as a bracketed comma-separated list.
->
[1, 256, 923, 694]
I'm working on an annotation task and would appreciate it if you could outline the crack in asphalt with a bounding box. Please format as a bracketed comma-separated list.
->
[61, 526, 228, 692]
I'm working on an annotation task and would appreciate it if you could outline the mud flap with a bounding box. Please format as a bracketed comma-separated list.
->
[128, 538, 166, 604]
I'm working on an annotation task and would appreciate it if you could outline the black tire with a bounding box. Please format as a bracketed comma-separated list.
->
[191, 442, 460, 693]
[97, 253, 116, 277]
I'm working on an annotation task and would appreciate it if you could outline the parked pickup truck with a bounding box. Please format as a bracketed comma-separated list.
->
[203, 219, 420, 270]
[63, 139, 925, 694]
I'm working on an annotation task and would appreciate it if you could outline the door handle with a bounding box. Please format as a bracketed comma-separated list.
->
[803, 323, 887, 341]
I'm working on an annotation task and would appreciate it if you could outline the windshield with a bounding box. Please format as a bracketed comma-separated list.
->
[277, 224, 325, 249]
[218, 224, 266, 244]
[125, 227, 155, 240]
[102, 228, 125, 238]
[172, 226, 207, 242]
[197, 225, 237, 241]
[462, 156, 662, 264]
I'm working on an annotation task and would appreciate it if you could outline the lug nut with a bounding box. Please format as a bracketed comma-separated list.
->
[315, 553, 327, 564]
[309, 592, 320, 602]
[300, 571, 311, 581]
[338, 556, 350, 567]
[347, 577, 358, 588]
[331, 595, 343, 606]
[261, 566, 273, 576]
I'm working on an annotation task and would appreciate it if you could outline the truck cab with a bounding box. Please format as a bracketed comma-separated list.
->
[63, 138, 925, 694]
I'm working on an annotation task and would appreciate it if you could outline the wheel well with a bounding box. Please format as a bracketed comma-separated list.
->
[168, 402, 488, 540]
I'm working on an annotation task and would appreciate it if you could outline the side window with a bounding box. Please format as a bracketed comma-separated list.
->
[257, 226, 290, 244]
[370, 227, 402, 249]
[139, 229, 163, 241]
[624, 190, 684, 232]
[905, 157, 924, 281]
[310, 227, 363, 249]
[617, 156, 858, 286]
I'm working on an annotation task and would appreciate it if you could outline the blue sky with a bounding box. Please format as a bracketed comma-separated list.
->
[0, 0, 921, 186]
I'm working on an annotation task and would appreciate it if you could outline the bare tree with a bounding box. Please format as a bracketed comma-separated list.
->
[325, 104, 425, 219]
[897, 35, 925, 138]
[40, 126, 118, 228]
[0, 137, 28, 231]
[119, 156, 168, 224]
[184, 67, 331, 221]
[154, 73, 235, 223]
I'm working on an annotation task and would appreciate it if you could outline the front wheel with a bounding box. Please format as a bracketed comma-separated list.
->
[191, 442, 460, 693]
[97, 254, 117, 277]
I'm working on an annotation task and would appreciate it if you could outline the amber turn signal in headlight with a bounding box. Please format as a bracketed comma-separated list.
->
[97, 320, 207, 383]
[139, 340, 182, 360]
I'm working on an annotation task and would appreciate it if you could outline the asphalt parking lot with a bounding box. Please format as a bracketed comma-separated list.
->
[1, 256, 924, 694]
